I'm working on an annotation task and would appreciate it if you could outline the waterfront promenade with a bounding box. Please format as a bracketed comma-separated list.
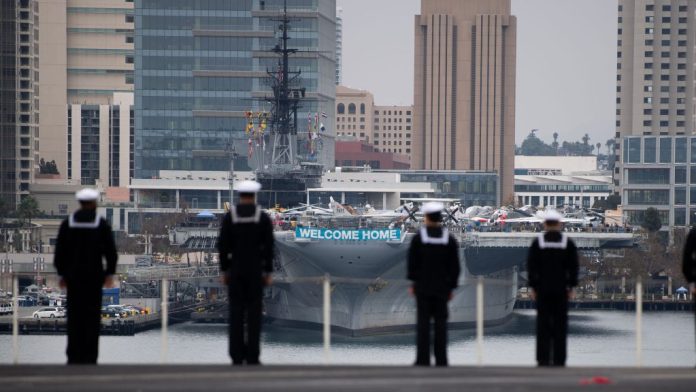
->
[0, 365, 695, 391]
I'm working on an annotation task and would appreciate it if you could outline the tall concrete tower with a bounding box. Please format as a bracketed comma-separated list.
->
[413, 0, 517, 202]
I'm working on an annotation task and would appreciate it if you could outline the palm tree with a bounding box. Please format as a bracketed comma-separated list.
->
[552, 132, 559, 153]
[605, 139, 615, 155]
[596, 142, 602, 156]
[582, 133, 590, 146]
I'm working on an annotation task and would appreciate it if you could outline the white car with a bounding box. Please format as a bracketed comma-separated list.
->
[32, 307, 65, 319]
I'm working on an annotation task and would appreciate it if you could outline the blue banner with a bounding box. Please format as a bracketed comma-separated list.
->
[295, 227, 401, 241]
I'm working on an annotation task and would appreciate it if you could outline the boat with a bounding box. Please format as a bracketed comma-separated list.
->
[263, 202, 636, 335]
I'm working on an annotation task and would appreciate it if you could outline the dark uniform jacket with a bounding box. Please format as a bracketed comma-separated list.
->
[527, 231, 579, 294]
[54, 209, 118, 282]
[407, 226, 461, 298]
[217, 204, 274, 296]
[682, 228, 696, 283]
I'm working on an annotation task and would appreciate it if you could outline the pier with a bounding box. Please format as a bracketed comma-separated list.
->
[1, 365, 695, 392]
[0, 301, 207, 336]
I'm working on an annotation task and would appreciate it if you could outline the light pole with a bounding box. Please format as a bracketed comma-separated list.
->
[33, 256, 45, 286]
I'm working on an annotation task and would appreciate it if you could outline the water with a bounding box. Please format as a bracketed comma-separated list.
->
[1, 310, 694, 367]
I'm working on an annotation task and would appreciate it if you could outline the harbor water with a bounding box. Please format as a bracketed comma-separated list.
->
[1, 310, 694, 367]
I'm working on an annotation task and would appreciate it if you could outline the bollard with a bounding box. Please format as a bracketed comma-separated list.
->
[12, 275, 19, 365]
[635, 277, 643, 367]
[323, 274, 331, 364]
[476, 276, 484, 366]
[161, 278, 168, 363]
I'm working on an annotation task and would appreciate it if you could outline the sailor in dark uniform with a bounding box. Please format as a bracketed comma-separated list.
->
[53, 188, 118, 364]
[407, 202, 461, 366]
[217, 180, 274, 365]
[682, 225, 696, 363]
[527, 209, 579, 367]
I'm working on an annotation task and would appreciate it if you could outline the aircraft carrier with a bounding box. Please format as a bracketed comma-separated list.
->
[263, 213, 636, 335]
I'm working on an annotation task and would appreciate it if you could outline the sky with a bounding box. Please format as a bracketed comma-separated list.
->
[337, 0, 618, 146]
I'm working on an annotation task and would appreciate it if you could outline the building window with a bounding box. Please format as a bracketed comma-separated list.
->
[360, 103, 365, 115]
[644, 137, 657, 163]
[676, 188, 687, 205]
[659, 138, 672, 163]
[626, 168, 669, 184]
[348, 103, 356, 114]
[624, 138, 641, 163]
[676, 138, 687, 162]
[337, 103, 345, 114]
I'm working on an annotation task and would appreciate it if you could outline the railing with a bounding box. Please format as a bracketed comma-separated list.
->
[2, 274, 695, 366]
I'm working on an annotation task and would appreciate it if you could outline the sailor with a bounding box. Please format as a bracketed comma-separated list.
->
[682, 223, 696, 363]
[407, 202, 461, 366]
[527, 209, 579, 367]
[53, 188, 118, 364]
[217, 180, 274, 365]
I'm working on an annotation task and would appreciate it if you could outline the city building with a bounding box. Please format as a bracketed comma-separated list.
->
[616, 0, 695, 138]
[413, 0, 517, 203]
[373, 105, 413, 155]
[514, 156, 611, 208]
[336, 6, 343, 85]
[36, 0, 134, 185]
[615, 1, 696, 227]
[134, 0, 337, 179]
[335, 86, 413, 158]
[619, 135, 696, 228]
[335, 139, 410, 170]
[0, 0, 40, 207]
[336, 86, 374, 141]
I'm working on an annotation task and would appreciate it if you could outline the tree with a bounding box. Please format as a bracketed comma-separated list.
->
[642, 207, 662, 232]
[519, 130, 557, 156]
[552, 132, 559, 152]
[39, 159, 59, 175]
[592, 194, 621, 210]
[596, 142, 602, 156]
[582, 133, 590, 147]
[17, 196, 40, 227]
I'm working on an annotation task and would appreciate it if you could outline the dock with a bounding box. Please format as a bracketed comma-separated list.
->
[0, 302, 205, 335]
[516, 299, 695, 311]
[0, 365, 695, 391]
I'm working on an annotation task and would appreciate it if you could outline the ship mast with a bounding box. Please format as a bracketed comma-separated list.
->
[267, 0, 305, 172]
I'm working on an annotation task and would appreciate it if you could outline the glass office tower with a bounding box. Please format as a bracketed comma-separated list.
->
[134, 0, 336, 179]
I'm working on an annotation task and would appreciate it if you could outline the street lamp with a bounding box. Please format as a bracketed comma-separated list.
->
[33, 256, 45, 286]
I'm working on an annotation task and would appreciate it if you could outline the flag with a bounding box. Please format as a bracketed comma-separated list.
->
[248, 138, 253, 158]
[321, 111, 327, 118]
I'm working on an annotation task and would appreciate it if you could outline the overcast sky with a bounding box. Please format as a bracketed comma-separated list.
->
[338, 0, 618, 146]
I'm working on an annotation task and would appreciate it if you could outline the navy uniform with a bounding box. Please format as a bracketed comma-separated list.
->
[526, 210, 578, 367]
[407, 202, 460, 366]
[217, 181, 274, 365]
[682, 227, 696, 362]
[53, 188, 118, 364]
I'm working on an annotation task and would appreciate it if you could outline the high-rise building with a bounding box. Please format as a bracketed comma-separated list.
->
[616, 0, 695, 138]
[1, 0, 40, 207]
[615, 1, 696, 228]
[336, 6, 343, 85]
[412, 0, 517, 203]
[37, 0, 134, 186]
[134, 0, 337, 179]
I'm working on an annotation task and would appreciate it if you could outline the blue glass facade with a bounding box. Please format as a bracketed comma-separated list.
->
[395, 171, 499, 207]
[134, 0, 336, 178]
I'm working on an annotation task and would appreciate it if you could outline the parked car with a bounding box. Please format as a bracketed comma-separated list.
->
[32, 307, 65, 319]
[101, 307, 121, 319]
[0, 302, 12, 315]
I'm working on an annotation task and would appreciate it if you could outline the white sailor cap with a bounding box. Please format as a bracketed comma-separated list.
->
[235, 180, 262, 194]
[421, 202, 444, 215]
[75, 188, 100, 202]
[543, 209, 563, 223]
